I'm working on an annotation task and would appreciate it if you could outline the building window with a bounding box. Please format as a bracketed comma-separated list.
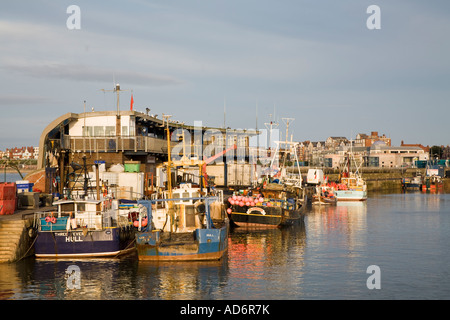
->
[93, 126, 104, 136]
[105, 126, 115, 136]
[83, 126, 93, 137]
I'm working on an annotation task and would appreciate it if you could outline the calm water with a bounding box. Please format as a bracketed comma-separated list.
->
[2, 173, 25, 183]
[1, 192, 450, 300]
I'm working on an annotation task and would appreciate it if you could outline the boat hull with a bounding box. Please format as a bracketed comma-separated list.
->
[312, 196, 337, 205]
[34, 227, 135, 258]
[230, 205, 304, 228]
[335, 190, 367, 201]
[135, 223, 229, 261]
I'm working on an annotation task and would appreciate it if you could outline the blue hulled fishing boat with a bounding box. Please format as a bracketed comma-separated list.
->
[134, 184, 229, 261]
[34, 197, 135, 258]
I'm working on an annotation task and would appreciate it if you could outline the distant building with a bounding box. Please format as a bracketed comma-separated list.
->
[2, 146, 38, 160]
[325, 136, 349, 149]
[368, 143, 429, 168]
[355, 131, 391, 147]
[400, 140, 430, 153]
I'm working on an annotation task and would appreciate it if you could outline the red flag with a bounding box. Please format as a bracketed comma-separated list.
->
[130, 94, 134, 110]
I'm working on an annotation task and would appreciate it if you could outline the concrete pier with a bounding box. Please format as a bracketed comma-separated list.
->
[0, 207, 54, 263]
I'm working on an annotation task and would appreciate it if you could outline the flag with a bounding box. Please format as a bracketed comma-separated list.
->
[130, 94, 134, 110]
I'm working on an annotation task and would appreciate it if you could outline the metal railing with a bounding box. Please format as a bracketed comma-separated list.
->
[33, 210, 130, 231]
[63, 135, 167, 153]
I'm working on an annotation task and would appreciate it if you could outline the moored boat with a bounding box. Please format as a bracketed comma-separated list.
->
[421, 176, 443, 192]
[334, 173, 367, 201]
[134, 187, 229, 261]
[312, 185, 337, 205]
[334, 150, 367, 202]
[34, 197, 135, 258]
[134, 115, 229, 261]
[227, 183, 305, 228]
[402, 175, 422, 191]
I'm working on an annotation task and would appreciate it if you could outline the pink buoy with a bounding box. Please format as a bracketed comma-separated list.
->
[250, 201, 255, 206]
[227, 208, 232, 214]
[239, 201, 244, 207]
[232, 195, 237, 200]
[245, 202, 250, 206]
[229, 200, 235, 205]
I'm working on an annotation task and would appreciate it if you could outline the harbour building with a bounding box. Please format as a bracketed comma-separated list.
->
[33, 109, 258, 197]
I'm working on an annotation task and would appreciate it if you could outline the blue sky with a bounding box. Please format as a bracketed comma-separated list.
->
[0, 0, 449, 150]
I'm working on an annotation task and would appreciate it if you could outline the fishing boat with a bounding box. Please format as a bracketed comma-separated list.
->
[227, 183, 305, 228]
[33, 197, 136, 258]
[402, 175, 422, 191]
[334, 151, 367, 201]
[228, 129, 305, 228]
[312, 184, 337, 205]
[334, 173, 367, 201]
[421, 176, 443, 192]
[422, 162, 444, 192]
[133, 115, 229, 261]
[134, 184, 229, 261]
[33, 157, 136, 258]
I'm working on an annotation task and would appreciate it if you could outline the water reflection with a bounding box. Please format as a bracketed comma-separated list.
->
[0, 254, 232, 300]
[226, 223, 307, 299]
[136, 259, 229, 300]
[2, 193, 450, 300]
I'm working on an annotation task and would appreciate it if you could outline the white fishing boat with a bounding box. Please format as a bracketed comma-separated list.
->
[334, 150, 367, 202]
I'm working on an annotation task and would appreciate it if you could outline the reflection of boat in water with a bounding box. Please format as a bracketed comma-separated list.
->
[335, 201, 368, 214]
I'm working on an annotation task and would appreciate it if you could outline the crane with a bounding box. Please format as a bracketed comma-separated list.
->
[201, 144, 237, 187]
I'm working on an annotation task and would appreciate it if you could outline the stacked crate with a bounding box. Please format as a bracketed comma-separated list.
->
[0, 183, 16, 215]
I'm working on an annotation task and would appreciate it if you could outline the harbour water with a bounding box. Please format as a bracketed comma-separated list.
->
[1, 191, 449, 300]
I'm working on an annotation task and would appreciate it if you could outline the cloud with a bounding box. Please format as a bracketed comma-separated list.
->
[1, 60, 183, 86]
[0, 94, 54, 105]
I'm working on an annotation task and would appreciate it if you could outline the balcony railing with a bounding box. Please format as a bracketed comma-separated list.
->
[63, 135, 167, 154]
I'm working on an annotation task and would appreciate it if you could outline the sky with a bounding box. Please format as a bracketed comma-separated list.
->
[0, 0, 449, 150]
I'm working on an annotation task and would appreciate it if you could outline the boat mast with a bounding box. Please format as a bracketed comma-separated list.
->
[163, 114, 175, 232]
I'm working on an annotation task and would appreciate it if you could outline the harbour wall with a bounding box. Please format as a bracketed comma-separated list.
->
[317, 167, 450, 192]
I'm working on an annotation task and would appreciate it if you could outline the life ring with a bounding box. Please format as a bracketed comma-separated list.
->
[45, 216, 51, 223]
[52, 178, 57, 188]
[51, 217, 57, 224]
